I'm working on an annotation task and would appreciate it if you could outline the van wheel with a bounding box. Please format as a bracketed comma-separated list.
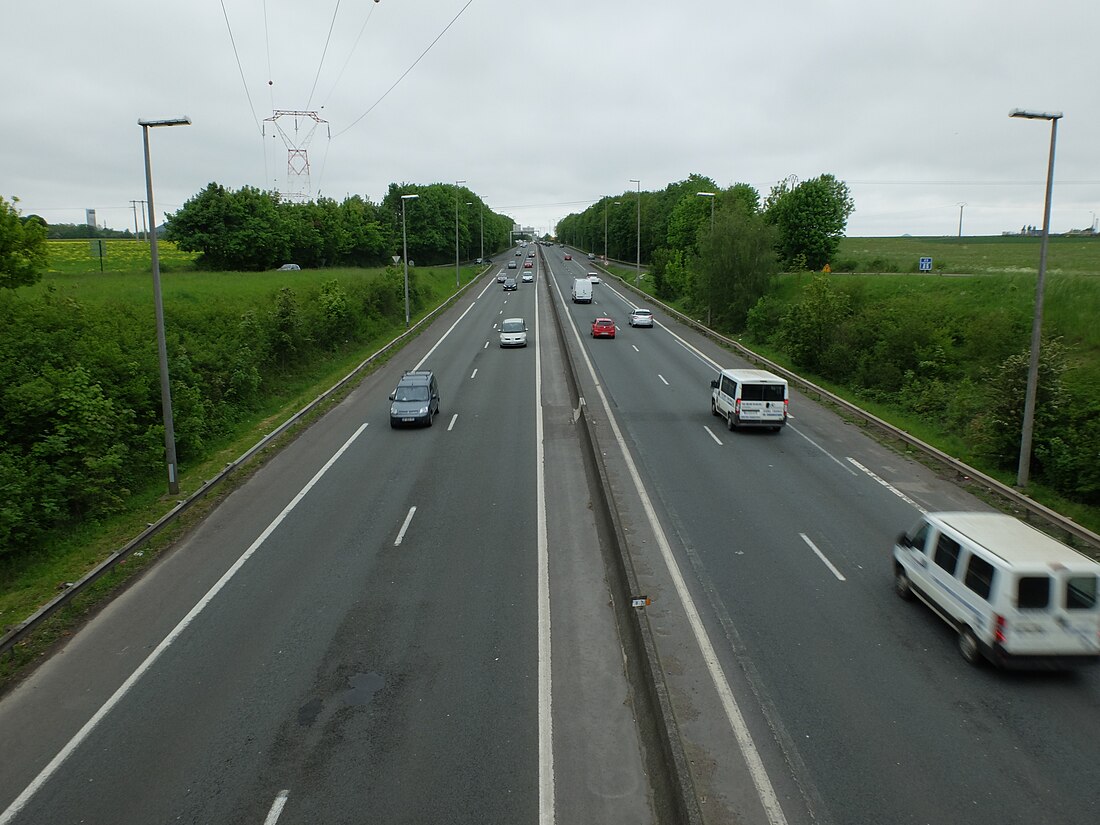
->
[894, 567, 914, 601]
[710, 399, 718, 416]
[958, 628, 982, 665]
[726, 412, 736, 432]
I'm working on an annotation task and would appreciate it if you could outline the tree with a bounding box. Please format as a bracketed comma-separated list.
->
[693, 208, 778, 330]
[0, 196, 48, 289]
[764, 174, 854, 270]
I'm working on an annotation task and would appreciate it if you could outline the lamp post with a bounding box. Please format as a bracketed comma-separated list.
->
[957, 202, 966, 238]
[479, 204, 484, 262]
[401, 193, 419, 328]
[630, 179, 641, 285]
[139, 115, 191, 495]
[697, 191, 716, 232]
[1009, 108, 1062, 488]
[455, 180, 466, 288]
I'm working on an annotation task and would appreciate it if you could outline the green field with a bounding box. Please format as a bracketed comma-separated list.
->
[835, 234, 1100, 276]
[45, 238, 199, 274]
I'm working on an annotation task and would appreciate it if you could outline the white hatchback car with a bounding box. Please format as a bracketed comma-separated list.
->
[587, 271, 601, 284]
[499, 317, 528, 348]
[629, 308, 654, 327]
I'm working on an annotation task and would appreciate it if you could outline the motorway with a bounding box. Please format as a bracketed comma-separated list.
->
[2, 242, 1098, 825]
[543, 245, 1100, 825]
[0, 249, 654, 824]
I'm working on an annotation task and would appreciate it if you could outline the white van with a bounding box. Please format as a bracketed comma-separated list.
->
[571, 278, 593, 303]
[710, 369, 788, 431]
[893, 512, 1100, 668]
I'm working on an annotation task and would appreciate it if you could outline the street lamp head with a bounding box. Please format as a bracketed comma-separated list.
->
[401, 194, 419, 200]
[138, 116, 192, 128]
[696, 191, 716, 197]
[1009, 109, 1063, 121]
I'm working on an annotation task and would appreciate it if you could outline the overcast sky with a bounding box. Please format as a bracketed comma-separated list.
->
[4, 0, 1097, 239]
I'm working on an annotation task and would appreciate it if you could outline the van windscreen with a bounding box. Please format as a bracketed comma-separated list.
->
[741, 383, 786, 402]
[1066, 576, 1098, 610]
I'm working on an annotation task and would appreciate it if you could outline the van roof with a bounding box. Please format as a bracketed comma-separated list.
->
[718, 368, 786, 384]
[930, 512, 1100, 571]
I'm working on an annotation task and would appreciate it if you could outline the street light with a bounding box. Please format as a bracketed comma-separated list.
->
[455, 180, 466, 288]
[401, 193, 419, 328]
[1009, 107, 1062, 488]
[478, 203, 484, 262]
[697, 191, 716, 232]
[630, 179, 641, 285]
[139, 115, 191, 495]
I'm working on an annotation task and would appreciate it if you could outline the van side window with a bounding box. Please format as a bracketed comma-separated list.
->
[964, 555, 996, 600]
[1017, 576, 1050, 609]
[909, 523, 930, 553]
[1066, 576, 1098, 610]
[720, 377, 736, 396]
[933, 534, 961, 574]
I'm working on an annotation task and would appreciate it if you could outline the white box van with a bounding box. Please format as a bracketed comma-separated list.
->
[571, 278, 593, 303]
[893, 511, 1100, 668]
[709, 369, 788, 431]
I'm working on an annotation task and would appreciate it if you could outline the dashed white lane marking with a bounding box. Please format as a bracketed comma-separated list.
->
[484, 341, 490, 348]
[471, 368, 478, 379]
[263, 790, 290, 825]
[447, 414, 458, 431]
[394, 506, 417, 546]
[799, 533, 847, 581]
[632, 344, 640, 352]
[658, 374, 669, 386]
[848, 458, 926, 513]
[704, 426, 724, 446]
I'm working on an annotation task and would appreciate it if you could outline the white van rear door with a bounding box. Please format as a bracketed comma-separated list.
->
[1004, 573, 1100, 656]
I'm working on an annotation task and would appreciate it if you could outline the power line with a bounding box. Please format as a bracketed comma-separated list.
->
[219, 0, 263, 137]
[306, 0, 344, 111]
[320, 1, 381, 110]
[333, 0, 476, 139]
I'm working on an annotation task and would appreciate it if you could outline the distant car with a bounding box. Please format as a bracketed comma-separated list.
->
[476, 257, 483, 264]
[587, 252, 595, 260]
[484, 257, 492, 264]
[521, 272, 533, 283]
[515, 250, 522, 256]
[564, 254, 572, 261]
[629, 308, 654, 327]
[503, 277, 518, 291]
[508, 260, 518, 269]
[591, 317, 616, 338]
[587, 271, 601, 284]
[524, 260, 533, 269]
[389, 370, 440, 428]
[497, 271, 507, 283]
[277, 263, 301, 271]
[499, 317, 528, 348]
[528, 251, 535, 258]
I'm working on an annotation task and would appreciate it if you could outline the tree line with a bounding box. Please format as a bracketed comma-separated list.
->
[165, 182, 516, 271]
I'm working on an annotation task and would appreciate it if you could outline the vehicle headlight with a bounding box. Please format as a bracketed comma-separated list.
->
[419, 406, 429, 414]
[391, 405, 398, 415]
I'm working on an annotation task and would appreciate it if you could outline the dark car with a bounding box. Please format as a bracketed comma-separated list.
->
[389, 370, 440, 427]
[503, 278, 518, 291]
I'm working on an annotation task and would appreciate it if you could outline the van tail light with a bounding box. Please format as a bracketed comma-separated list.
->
[994, 614, 1007, 644]
[734, 399, 741, 414]
[784, 399, 789, 419]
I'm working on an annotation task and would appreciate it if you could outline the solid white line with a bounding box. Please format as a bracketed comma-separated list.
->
[847, 458, 927, 513]
[471, 368, 478, 379]
[394, 506, 417, 546]
[0, 424, 370, 825]
[704, 426, 723, 446]
[447, 413, 458, 431]
[799, 533, 847, 581]
[535, 272, 555, 824]
[547, 275, 788, 825]
[263, 790, 290, 825]
[658, 374, 669, 386]
[415, 300, 479, 371]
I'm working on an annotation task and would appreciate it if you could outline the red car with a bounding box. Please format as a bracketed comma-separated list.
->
[564, 253, 572, 261]
[524, 260, 533, 268]
[591, 317, 616, 338]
